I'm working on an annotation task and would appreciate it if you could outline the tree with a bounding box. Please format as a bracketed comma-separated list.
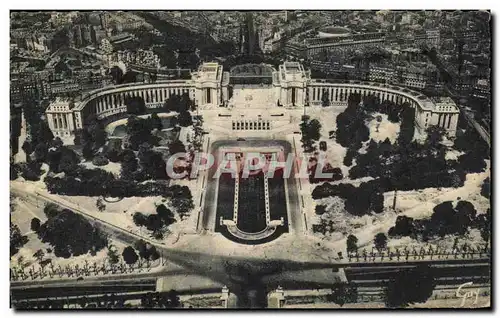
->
[103, 139, 123, 163]
[124, 96, 146, 115]
[125, 116, 159, 150]
[31, 218, 41, 232]
[133, 212, 147, 227]
[430, 201, 456, 237]
[307, 119, 322, 141]
[457, 151, 487, 174]
[388, 215, 415, 238]
[150, 113, 163, 130]
[145, 214, 164, 233]
[178, 111, 193, 127]
[384, 265, 436, 308]
[481, 177, 490, 198]
[122, 246, 139, 265]
[55, 147, 80, 173]
[369, 191, 385, 214]
[96, 198, 106, 212]
[122, 71, 138, 84]
[425, 126, 445, 152]
[164, 94, 181, 112]
[150, 73, 158, 83]
[169, 186, 194, 217]
[179, 93, 194, 112]
[43, 203, 60, 219]
[10, 222, 28, 257]
[50, 137, 64, 149]
[315, 205, 327, 215]
[150, 248, 160, 261]
[78, 115, 107, 160]
[473, 209, 490, 242]
[156, 204, 176, 225]
[33, 249, 45, 262]
[110, 66, 124, 84]
[326, 283, 358, 306]
[346, 234, 358, 254]
[138, 146, 168, 180]
[343, 148, 356, 166]
[321, 91, 330, 107]
[335, 95, 369, 150]
[36, 209, 108, 258]
[82, 142, 95, 160]
[17, 255, 24, 267]
[40, 258, 52, 268]
[165, 290, 181, 308]
[397, 106, 416, 145]
[387, 105, 400, 123]
[31, 120, 54, 147]
[423, 200, 477, 238]
[455, 200, 477, 235]
[300, 116, 322, 152]
[121, 152, 138, 180]
[374, 233, 388, 251]
[21, 161, 43, 181]
[92, 155, 109, 166]
[10, 162, 20, 180]
[168, 139, 186, 155]
[135, 239, 150, 259]
[22, 140, 33, 156]
[134, 239, 160, 261]
[107, 246, 120, 264]
[34, 143, 49, 162]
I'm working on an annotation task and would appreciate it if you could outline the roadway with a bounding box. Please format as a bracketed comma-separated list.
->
[10, 177, 490, 307]
[460, 106, 491, 147]
[11, 253, 490, 307]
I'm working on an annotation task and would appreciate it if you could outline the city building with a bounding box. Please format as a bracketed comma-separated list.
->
[45, 98, 78, 140]
[49, 79, 82, 95]
[368, 64, 395, 83]
[425, 29, 441, 48]
[274, 62, 310, 106]
[81, 25, 92, 46]
[288, 31, 387, 59]
[472, 78, 490, 100]
[109, 32, 134, 45]
[113, 49, 161, 70]
[100, 12, 109, 30]
[10, 78, 51, 104]
[395, 65, 428, 89]
[99, 38, 113, 55]
[90, 26, 107, 45]
[73, 25, 83, 47]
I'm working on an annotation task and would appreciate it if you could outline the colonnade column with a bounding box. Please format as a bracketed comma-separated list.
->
[57, 114, 63, 129]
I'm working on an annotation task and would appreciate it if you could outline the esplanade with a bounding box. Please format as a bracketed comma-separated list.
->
[45, 61, 459, 142]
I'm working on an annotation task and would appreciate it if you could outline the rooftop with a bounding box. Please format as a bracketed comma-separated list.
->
[230, 64, 275, 77]
[47, 97, 78, 111]
[279, 62, 308, 82]
[196, 62, 222, 82]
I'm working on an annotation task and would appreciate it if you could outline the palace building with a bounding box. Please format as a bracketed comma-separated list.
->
[45, 61, 460, 143]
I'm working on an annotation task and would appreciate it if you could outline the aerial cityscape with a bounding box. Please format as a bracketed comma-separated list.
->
[9, 10, 491, 309]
